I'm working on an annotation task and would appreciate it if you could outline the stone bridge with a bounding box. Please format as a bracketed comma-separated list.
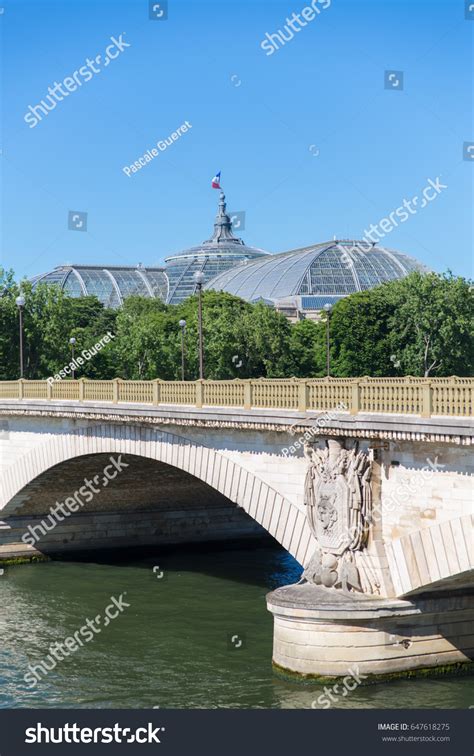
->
[0, 378, 472, 681]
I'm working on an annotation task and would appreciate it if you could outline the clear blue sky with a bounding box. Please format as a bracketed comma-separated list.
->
[2, 0, 472, 281]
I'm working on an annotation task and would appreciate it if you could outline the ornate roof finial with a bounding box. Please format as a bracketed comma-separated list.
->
[203, 190, 244, 246]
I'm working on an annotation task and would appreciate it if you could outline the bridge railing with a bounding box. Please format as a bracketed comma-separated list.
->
[0, 377, 472, 417]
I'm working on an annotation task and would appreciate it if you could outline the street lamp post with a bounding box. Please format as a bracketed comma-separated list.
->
[193, 270, 205, 379]
[323, 303, 332, 377]
[178, 319, 186, 381]
[15, 294, 25, 378]
[69, 337, 76, 379]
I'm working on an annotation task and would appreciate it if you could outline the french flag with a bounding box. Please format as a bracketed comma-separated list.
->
[211, 171, 221, 189]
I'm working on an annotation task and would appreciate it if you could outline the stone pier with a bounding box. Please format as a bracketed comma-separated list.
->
[266, 435, 473, 681]
[267, 585, 474, 680]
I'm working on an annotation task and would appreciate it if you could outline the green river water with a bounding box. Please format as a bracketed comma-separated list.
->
[0, 544, 472, 709]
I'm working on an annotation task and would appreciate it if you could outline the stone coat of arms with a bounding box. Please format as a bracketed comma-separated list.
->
[301, 438, 380, 594]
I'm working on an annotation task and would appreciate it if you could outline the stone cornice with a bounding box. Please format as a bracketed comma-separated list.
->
[0, 400, 472, 444]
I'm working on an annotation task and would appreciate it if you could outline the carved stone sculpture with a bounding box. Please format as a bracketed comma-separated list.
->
[301, 438, 380, 594]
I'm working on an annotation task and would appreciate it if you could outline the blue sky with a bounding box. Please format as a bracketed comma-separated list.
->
[2, 0, 472, 281]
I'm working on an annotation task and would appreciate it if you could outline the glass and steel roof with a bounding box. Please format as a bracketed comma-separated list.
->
[300, 295, 345, 310]
[164, 192, 270, 304]
[31, 264, 168, 308]
[205, 240, 429, 304]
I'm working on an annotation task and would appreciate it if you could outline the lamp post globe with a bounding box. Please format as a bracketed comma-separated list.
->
[323, 304, 332, 377]
[69, 337, 77, 379]
[193, 271, 205, 379]
[15, 295, 26, 378]
[178, 320, 187, 380]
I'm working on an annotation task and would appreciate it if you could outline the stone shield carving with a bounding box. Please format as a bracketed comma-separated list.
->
[302, 438, 380, 594]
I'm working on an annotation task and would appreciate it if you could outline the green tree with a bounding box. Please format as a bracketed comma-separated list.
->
[0, 269, 19, 380]
[329, 271, 473, 377]
[388, 272, 473, 376]
[240, 302, 294, 377]
[0, 279, 73, 379]
[0, 273, 118, 380]
[112, 297, 178, 379]
[329, 288, 396, 377]
[66, 297, 118, 379]
[288, 319, 325, 377]
[1, 269, 471, 381]
[175, 292, 293, 379]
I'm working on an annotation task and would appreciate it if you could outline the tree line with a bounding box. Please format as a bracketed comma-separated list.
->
[0, 269, 472, 381]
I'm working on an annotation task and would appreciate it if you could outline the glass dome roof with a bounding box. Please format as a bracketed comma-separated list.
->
[204, 240, 429, 303]
[164, 192, 270, 304]
[31, 265, 168, 309]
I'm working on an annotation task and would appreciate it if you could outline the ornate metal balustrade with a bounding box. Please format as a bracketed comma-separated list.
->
[0, 377, 472, 417]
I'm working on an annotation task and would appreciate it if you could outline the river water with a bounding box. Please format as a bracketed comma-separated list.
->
[0, 545, 472, 709]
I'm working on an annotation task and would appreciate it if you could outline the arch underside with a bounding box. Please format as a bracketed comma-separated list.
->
[0, 425, 315, 566]
[385, 514, 474, 597]
[3, 424, 469, 598]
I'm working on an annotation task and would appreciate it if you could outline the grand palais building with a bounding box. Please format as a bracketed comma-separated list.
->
[31, 192, 428, 321]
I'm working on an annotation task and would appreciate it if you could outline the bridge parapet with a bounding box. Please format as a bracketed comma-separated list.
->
[0, 377, 472, 417]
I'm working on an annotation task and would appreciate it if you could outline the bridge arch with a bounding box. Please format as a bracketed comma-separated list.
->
[385, 514, 474, 596]
[1, 423, 315, 566]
